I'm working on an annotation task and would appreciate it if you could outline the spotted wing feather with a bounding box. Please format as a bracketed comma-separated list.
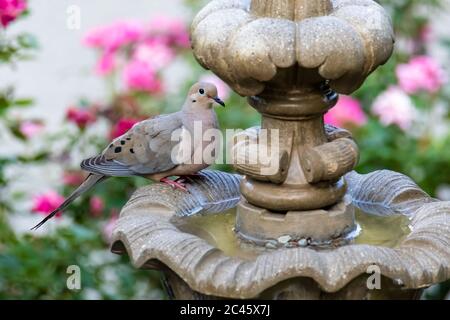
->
[82, 113, 183, 177]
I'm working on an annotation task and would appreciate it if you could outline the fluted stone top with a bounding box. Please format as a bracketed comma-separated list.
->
[191, 0, 394, 96]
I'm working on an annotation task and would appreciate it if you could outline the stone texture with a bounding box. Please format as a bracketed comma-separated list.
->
[235, 196, 355, 244]
[191, 0, 394, 96]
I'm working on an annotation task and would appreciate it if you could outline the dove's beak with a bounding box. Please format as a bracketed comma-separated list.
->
[212, 97, 226, 107]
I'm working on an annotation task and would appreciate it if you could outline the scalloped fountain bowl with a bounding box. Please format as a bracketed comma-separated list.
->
[111, 170, 450, 300]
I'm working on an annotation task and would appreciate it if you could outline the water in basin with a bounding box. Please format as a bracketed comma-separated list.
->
[172, 206, 412, 258]
[353, 209, 411, 247]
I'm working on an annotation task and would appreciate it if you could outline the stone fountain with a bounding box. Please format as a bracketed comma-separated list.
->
[111, 0, 450, 299]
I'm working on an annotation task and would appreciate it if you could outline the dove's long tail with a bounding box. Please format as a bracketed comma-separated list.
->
[31, 174, 107, 230]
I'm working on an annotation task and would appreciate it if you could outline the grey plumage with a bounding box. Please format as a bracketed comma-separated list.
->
[82, 113, 183, 176]
[31, 82, 225, 230]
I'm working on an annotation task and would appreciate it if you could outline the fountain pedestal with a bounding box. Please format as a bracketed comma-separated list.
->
[236, 198, 355, 246]
[192, 0, 388, 244]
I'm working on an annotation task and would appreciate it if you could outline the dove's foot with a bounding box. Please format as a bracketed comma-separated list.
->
[160, 177, 188, 192]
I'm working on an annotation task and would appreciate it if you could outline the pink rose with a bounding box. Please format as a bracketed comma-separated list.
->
[371, 86, 416, 131]
[419, 25, 434, 44]
[19, 120, 44, 139]
[0, 0, 26, 28]
[147, 16, 190, 48]
[66, 106, 96, 129]
[63, 170, 85, 187]
[199, 74, 231, 101]
[83, 20, 144, 51]
[32, 191, 65, 217]
[324, 95, 367, 128]
[89, 196, 104, 217]
[110, 118, 140, 139]
[95, 50, 116, 76]
[133, 39, 174, 71]
[122, 59, 162, 93]
[396, 56, 447, 94]
[102, 211, 119, 243]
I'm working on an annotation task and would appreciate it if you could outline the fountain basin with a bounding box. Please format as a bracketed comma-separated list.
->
[111, 170, 450, 299]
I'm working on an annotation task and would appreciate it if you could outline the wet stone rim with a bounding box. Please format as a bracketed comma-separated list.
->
[111, 170, 450, 299]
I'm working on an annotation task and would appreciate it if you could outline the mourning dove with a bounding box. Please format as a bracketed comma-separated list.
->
[32, 82, 225, 230]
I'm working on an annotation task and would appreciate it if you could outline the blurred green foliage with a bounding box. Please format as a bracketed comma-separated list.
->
[0, 209, 163, 299]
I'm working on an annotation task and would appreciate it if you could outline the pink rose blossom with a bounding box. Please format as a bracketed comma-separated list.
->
[199, 74, 231, 101]
[95, 51, 116, 75]
[396, 56, 447, 94]
[419, 25, 434, 44]
[0, 0, 26, 28]
[89, 196, 104, 217]
[83, 20, 144, 51]
[324, 95, 367, 128]
[110, 118, 140, 139]
[133, 40, 174, 71]
[19, 120, 44, 139]
[32, 191, 65, 217]
[63, 171, 85, 187]
[102, 212, 119, 243]
[147, 16, 190, 48]
[122, 59, 162, 93]
[66, 107, 96, 129]
[371, 86, 416, 131]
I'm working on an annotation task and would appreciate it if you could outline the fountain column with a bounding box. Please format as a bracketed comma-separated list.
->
[192, 0, 389, 245]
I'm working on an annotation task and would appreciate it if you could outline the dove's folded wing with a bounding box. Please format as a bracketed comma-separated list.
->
[81, 113, 183, 177]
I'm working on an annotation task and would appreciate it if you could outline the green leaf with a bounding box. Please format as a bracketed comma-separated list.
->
[13, 98, 34, 107]
[17, 33, 39, 50]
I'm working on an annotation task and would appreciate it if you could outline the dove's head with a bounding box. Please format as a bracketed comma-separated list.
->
[185, 82, 225, 110]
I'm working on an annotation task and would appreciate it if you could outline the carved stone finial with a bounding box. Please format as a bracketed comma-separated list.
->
[192, 0, 394, 243]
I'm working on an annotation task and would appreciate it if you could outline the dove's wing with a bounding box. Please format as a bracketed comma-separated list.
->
[81, 113, 183, 177]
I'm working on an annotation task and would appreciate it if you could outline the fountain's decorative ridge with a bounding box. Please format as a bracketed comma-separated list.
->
[191, 0, 394, 96]
[111, 0, 450, 299]
[124, 170, 242, 217]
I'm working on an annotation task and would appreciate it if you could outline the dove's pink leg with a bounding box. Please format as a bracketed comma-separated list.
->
[160, 177, 188, 192]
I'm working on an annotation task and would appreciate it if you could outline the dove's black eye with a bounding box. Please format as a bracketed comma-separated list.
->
[199, 88, 205, 95]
